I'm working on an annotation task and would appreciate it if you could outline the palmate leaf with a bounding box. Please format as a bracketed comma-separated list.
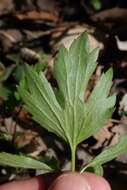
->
[18, 33, 116, 171]
[81, 135, 127, 174]
[0, 152, 53, 172]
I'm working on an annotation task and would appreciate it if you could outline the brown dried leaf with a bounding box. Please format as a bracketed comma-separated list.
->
[14, 10, 58, 22]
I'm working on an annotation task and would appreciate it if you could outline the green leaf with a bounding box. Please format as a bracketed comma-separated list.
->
[34, 63, 47, 73]
[0, 152, 53, 173]
[0, 85, 10, 100]
[77, 70, 116, 144]
[38, 155, 60, 171]
[13, 64, 25, 82]
[18, 32, 115, 171]
[7, 54, 20, 64]
[0, 65, 15, 82]
[0, 132, 12, 141]
[54, 35, 99, 103]
[90, 0, 102, 10]
[81, 135, 127, 173]
[18, 66, 66, 141]
[86, 165, 104, 176]
[92, 165, 104, 176]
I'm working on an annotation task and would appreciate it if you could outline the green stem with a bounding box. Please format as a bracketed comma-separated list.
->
[71, 146, 76, 172]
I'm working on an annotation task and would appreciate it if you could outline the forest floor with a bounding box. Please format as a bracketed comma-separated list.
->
[0, 1, 127, 189]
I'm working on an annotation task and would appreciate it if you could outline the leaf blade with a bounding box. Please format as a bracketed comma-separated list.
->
[18, 32, 116, 172]
[0, 152, 53, 173]
[81, 135, 127, 173]
[18, 65, 67, 141]
[77, 69, 116, 144]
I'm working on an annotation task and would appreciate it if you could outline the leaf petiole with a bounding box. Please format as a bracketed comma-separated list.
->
[71, 146, 76, 172]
